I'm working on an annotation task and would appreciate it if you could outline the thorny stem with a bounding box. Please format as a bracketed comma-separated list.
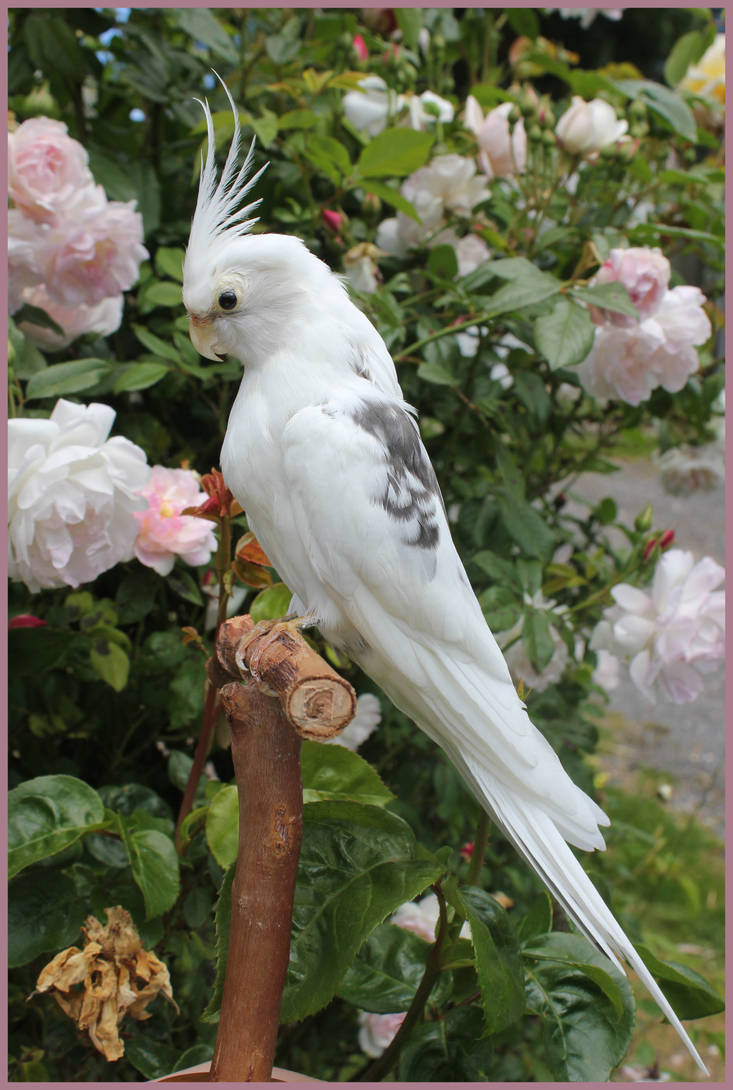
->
[358, 882, 451, 1081]
[174, 513, 233, 853]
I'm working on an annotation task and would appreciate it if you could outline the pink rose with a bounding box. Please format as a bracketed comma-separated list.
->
[134, 466, 217, 577]
[41, 193, 148, 308]
[357, 1011, 406, 1058]
[8, 209, 44, 313]
[590, 247, 670, 326]
[464, 96, 526, 180]
[18, 284, 123, 350]
[8, 117, 93, 223]
[9, 614, 47, 629]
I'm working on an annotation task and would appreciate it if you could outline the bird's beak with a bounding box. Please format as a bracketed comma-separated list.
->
[188, 314, 225, 362]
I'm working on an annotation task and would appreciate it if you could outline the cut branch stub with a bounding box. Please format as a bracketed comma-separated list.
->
[214, 615, 355, 741]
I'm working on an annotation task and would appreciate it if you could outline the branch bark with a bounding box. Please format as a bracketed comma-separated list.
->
[208, 615, 356, 1082]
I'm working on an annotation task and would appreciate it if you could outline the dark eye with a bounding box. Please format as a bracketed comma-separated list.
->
[218, 290, 238, 311]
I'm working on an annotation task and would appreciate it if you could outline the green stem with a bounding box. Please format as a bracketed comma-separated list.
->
[358, 884, 450, 1081]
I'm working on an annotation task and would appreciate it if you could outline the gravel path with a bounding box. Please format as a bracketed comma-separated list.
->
[569, 457, 725, 838]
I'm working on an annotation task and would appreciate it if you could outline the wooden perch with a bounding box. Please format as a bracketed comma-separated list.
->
[207, 615, 356, 1082]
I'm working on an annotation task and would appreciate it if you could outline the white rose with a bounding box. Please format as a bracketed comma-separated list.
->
[8, 399, 151, 592]
[594, 550, 725, 704]
[556, 96, 628, 155]
[407, 90, 454, 130]
[343, 76, 405, 136]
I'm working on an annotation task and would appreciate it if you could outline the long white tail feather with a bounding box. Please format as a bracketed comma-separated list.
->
[458, 754, 710, 1076]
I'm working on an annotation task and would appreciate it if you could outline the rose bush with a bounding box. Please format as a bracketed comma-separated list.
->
[7, 7, 724, 1084]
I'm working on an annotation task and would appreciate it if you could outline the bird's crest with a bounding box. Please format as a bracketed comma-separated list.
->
[187, 73, 268, 258]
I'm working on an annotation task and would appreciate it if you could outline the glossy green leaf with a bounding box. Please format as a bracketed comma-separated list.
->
[172, 7, 238, 61]
[398, 1006, 494, 1081]
[9, 775, 105, 877]
[8, 870, 86, 967]
[116, 815, 180, 919]
[155, 246, 185, 282]
[517, 891, 553, 943]
[664, 26, 717, 88]
[281, 801, 442, 1023]
[305, 134, 351, 183]
[205, 783, 239, 868]
[571, 281, 640, 321]
[361, 180, 420, 221]
[113, 361, 170, 393]
[637, 944, 725, 1019]
[522, 609, 556, 673]
[498, 497, 555, 561]
[459, 887, 525, 1034]
[615, 79, 697, 142]
[301, 740, 393, 806]
[534, 297, 596, 371]
[355, 127, 434, 179]
[25, 359, 112, 400]
[522, 931, 635, 1081]
[339, 920, 452, 1013]
[249, 582, 293, 622]
[202, 864, 234, 1023]
[417, 359, 457, 386]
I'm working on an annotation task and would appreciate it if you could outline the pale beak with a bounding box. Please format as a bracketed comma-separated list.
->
[188, 314, 225, 361]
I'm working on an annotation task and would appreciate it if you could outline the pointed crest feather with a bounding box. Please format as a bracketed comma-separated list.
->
[188, 72, 268, 257]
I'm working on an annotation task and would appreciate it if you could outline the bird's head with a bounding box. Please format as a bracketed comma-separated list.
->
[183, 78, 331, 366]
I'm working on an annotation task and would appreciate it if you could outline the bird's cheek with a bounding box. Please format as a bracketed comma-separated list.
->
[188, 315, 224, 362]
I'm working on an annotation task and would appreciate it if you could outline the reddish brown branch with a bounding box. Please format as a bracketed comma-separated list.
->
[207, 615, 356, 1082]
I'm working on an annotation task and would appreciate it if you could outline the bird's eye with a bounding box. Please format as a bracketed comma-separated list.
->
[218, 290, 238, 311]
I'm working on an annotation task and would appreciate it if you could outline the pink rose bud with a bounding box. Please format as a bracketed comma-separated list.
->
[460, 841, 475, 860]
[353, 33, 368, 61]
[660, 529, 675, 550]
[322, 209, 343, 233]
[643, 537, 659, 561]
[9, 614, 47, 629]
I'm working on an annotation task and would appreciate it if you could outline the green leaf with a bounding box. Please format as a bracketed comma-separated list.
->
[304, 134, 351, 184]
[133, 323, 181, 364]
[355, 127, 434, 179]
[483, 266, 563, 319]
[116, 815, 180, 919]
[89, 639, 130, 692]
[338, 921, 450, 1012]
[301, 740, 394, 807]
[358, 179, 420, 221]
[125, 1034, 177, 1081]
[9, 627, 71, 675]
[202, 864, 234, 1023]
[417, 359, 457, 386]
[278, 108, 320, 131]
[138, 280, 183, 312]
[172, 7, 238, 62]
[9, 775, 105, 877]
[427, 244, 459, 281]
[205, 783, 239, 869]
[155, 246, 185, 282]
[571, 281, 640, 321]
[522, 932, 635, 1082]
[506, 8, 539, 39]
[398, 1006, 494, 1081]
[614, 79, 697, 142]
[522, 610, 556, 673]
[25, 358, 112, 400]
[458, 887, 525, 1034]
[513, 370, 551, 425]
[250, 582, 293, 622]
[664, 26, 717, 88]
[637, 944, 725, 1019]
[9, 870, 86, 967]
[167, 568, 204, 607]
[13, 303, 65, 337]
[395, 8, 423, 50]
[281, 801, 443, 1023]
[498, 498, 555, 561]
[534, 297, 596, 371]
[113, 361, 170, 393]
[517, 891, 554, 943]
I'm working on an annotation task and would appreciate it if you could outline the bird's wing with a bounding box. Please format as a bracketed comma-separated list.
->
[281, 392, 605, 843]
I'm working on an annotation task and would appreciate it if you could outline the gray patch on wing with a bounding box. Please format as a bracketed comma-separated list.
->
[350, 399, 445, 557]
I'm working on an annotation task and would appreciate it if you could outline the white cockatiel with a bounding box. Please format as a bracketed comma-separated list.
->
[183, 82, 707, 1074]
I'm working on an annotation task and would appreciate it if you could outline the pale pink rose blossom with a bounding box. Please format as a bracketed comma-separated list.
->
[592, 550, 725, 703]
[41, 194, 148, 307]
[18, 284, 124, 350]
[7, 209, 44, 314]
[8, 117, 93, 223]
[590, 247, 671, 326]
[343, 76, 405, 136]
[592, 648, 620, 692]
[464, 96, 527, 180]
[655, 444, 724, 495]
[357, 1011, 406, 1058]
[133, 466, 217, 577]
[391, 892, 471, 943]
[8, 400, 150, 592]
[556, 96, 627, 155]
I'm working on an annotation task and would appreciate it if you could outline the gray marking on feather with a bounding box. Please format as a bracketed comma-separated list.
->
[349, 400, 444, 552]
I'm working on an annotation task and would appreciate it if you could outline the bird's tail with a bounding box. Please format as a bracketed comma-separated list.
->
[457, 756, 709, 1075]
